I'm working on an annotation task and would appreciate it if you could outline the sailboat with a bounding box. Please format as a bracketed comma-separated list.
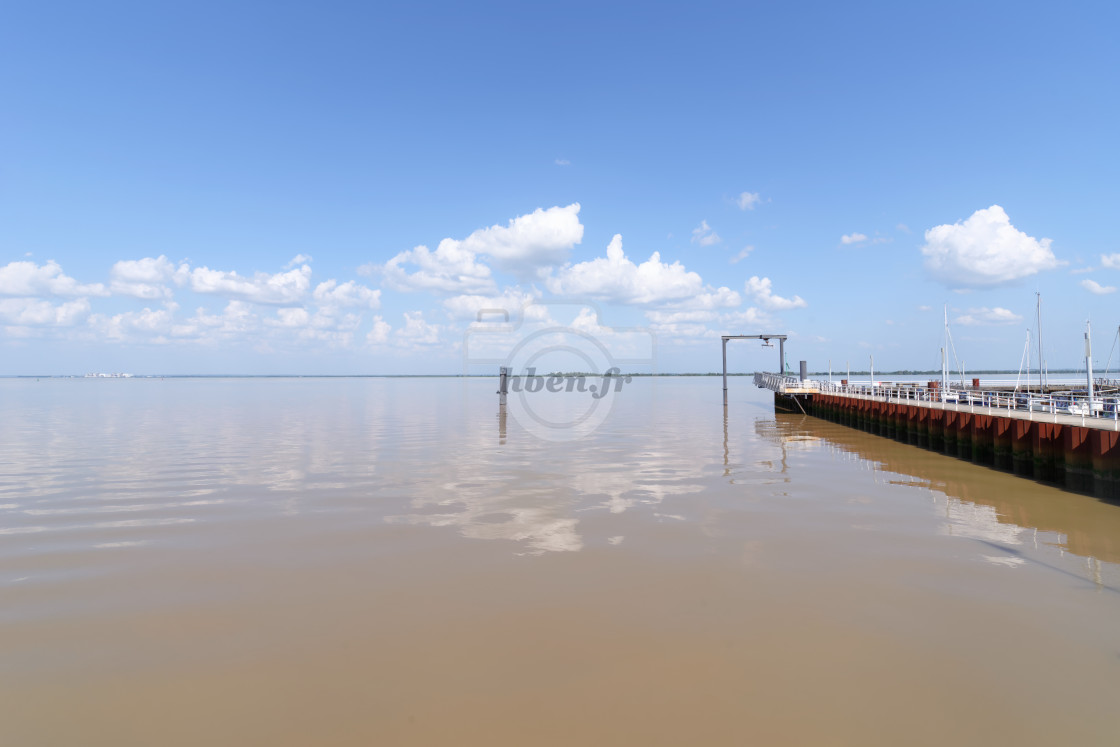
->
[1024, 293, 1058, 413]
[1066, 320, 1106, 416]
[938, 306, 964, 404]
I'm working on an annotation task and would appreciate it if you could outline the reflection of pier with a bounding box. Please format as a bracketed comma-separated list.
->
[757, 413, 1120, 566]
[752, 374, 1120, 500]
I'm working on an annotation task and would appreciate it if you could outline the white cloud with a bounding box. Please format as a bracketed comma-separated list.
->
[1081, 279, 1116, 295]
[643, 286, 741, 336]
[668, 287, 741, 310]
[1101, 253, 1120, 269]
[382, 239, 494, 294]
[918, 305, 932, 312]
[0, 260, 108, 297]
[840, 233, 868, 245]
[170, 301, 259, 341]
[181, 264, 312, 305]
[88, 305, 178, 342]
[378, 204, 582, 292]
[109, 256, 177, 300]
[367, 316, 391, 345]
[921, 205, 1062, 287]
[745, 276, 807, 311]
[642, 321, 717, 341]
[270, 308, 309, 327]
[568, 306, 612, 335]
[736, 192, 761, 210]
[459, 203, 583, 279]
[443, 288, 541, 320]
[395, 311, 442, 345]
[285, 254, 313, 269]
[263, 304, 363, 346]
[721, 307, 772, 328]
[691, 220, 721, 246]
[646, 309, 719, 325]
[645, 304, 773, 343]
[730, 246, 754, 264]
[546, 234, 705, 305]
[8, 255, 390, 349]
[377, 203, 584, 290]
[312, 279, 381, 308]
[560, 308, 659, 360]
[0, 297, 91, 326]
[954, 307, 1023, 326]
[554, 158, 570, 166]
[8, 266, 391, 350]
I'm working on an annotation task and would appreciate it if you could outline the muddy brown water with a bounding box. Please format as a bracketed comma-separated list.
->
[2, 377, 1119, 745]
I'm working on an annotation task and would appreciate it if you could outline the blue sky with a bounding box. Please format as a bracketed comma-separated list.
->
[3, 1, 1119, 375]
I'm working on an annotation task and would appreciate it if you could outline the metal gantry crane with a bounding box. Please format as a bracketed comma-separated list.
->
[722, 334, 787, 406]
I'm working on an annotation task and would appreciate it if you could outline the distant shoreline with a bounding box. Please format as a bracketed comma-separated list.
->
[1, 370, 1103, 380]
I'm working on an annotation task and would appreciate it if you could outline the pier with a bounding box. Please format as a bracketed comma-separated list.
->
[752, 372, 1120, 500]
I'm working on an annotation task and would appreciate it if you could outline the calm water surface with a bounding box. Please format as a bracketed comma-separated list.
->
[2, 377, 1119, 745]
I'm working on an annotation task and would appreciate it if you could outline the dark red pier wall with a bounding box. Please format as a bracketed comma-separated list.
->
[801, 392, 1120, 500]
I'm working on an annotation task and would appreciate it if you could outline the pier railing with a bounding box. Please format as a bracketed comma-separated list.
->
[753, 372, 1120, 428]
[753, 372, 809, 391]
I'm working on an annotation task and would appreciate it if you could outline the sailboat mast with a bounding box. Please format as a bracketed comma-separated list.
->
[940, 347, 946, 398]
[1086, 320, 1094, 403]
[942, 306, 949, 394]
[1036, 292, 1045, 391]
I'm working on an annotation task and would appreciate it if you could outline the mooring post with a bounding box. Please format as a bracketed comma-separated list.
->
[722, 337, 728, 407]
[498, 366, 509, 407]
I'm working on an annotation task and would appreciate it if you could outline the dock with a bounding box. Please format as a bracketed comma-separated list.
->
[752, 372, 1120, 500]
